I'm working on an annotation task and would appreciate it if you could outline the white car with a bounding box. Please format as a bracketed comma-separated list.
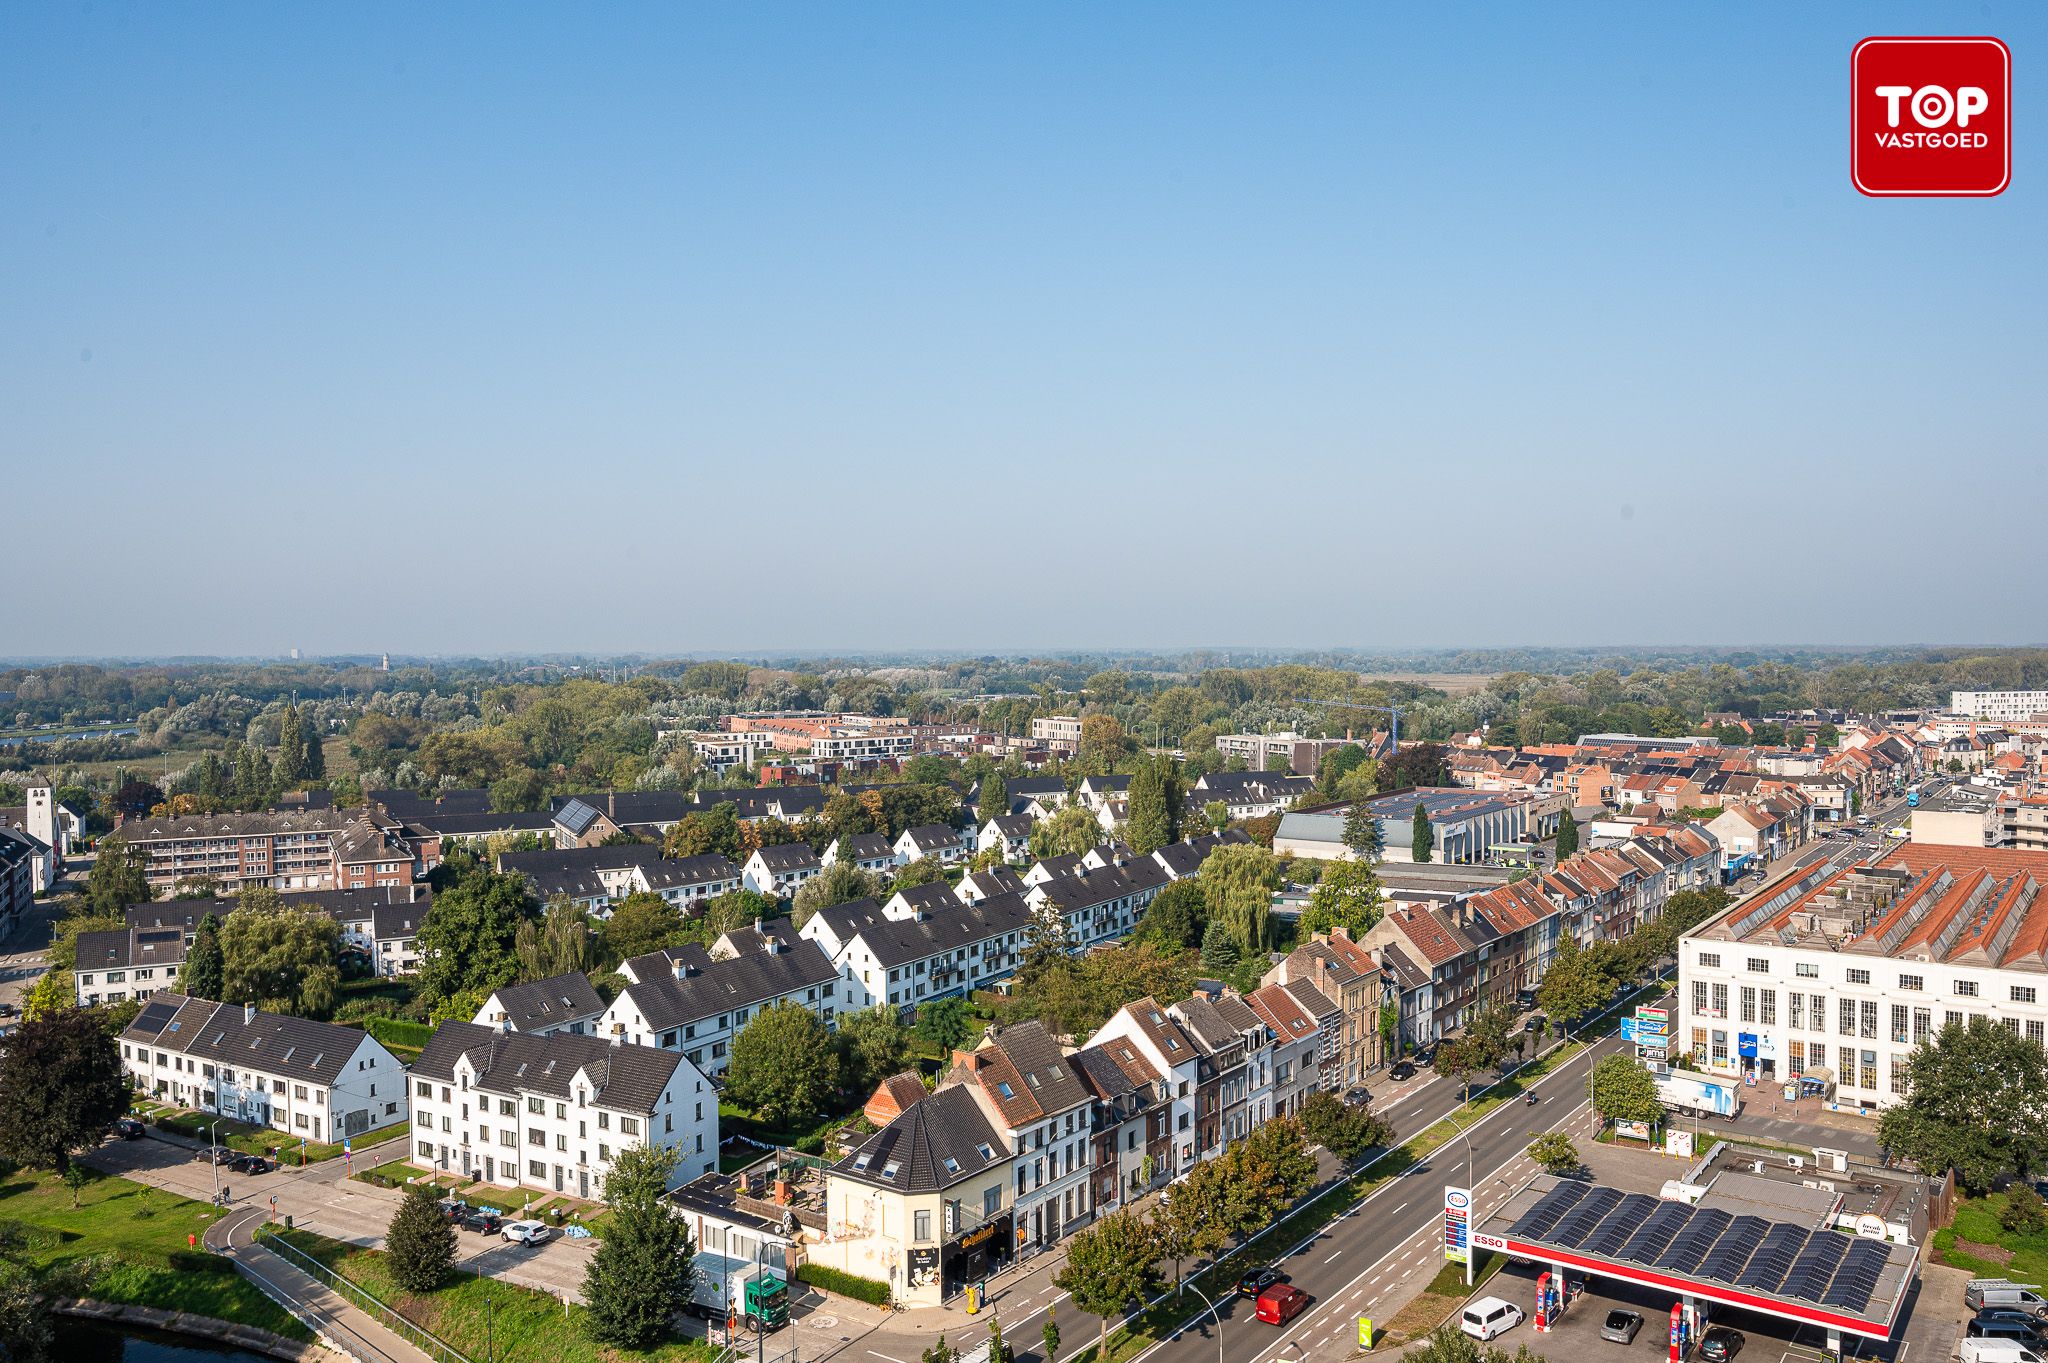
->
[1460, 1297, 1524, 1341]
[501, 1219, 552, 1247]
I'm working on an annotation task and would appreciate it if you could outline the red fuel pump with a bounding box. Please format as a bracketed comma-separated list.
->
[1535, 1272, 1559, 1332]
[1669, 1304, 1685, 1363]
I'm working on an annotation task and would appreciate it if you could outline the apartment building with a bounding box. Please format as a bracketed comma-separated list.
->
[895, 824, 968, 866]
[1088, 998, 1204, 1176]
[822, 833, 899, 876]
[1022, 849, 1169, 948]
[1247, 982, 1326, 1116]
[1678, 843, 2048, 1110]
[598, 936, 842, 1075]
[1030, 716, 1083, 752]
[1170, 991, 1273, 1152]
[1261, 929, 1385, 1085]
[111, 810, 415, 897]
[497, 845, 742, 915]
[948, 1022, 1094, 1252]
[1070, 1043, 1172, 1213]
[741, 843, 823, 897]
[121, 995, 407, 1144]
[1214, 731, 1382, 776]
[0, 828, 37, 941]
[409, 1022, 715, 1199]
[1953, 691, 2048, 723]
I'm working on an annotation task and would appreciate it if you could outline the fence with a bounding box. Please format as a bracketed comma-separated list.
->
[226, 1230, 405, 1363]
[256, 1225, 477, 1363]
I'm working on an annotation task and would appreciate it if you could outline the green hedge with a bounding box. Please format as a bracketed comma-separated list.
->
[361, 1015, 437, 1050]
[797, 1263, 890, 1306]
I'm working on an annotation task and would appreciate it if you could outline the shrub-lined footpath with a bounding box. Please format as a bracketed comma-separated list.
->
[271, 1225, 717, 1363]
[0, 1165, 308, 1340]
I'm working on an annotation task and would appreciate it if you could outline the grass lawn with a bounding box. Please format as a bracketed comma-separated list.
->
[1933, 1193, 2048, 1279]
[0, 1165, 309, 1340]
[271, 1226, 715, 1363]
[151, 1111, 351, 1162]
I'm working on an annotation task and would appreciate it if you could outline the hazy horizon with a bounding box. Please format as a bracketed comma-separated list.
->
[6, 3, 2042, 656]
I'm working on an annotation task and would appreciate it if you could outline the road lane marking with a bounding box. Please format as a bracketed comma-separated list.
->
[1323, 1250, 1341, 1264]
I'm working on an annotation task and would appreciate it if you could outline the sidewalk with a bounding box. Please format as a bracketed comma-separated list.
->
[207, 1207, 438, 1363]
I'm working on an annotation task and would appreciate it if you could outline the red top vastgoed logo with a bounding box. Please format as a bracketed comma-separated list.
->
[1853, 36, 2011, 197]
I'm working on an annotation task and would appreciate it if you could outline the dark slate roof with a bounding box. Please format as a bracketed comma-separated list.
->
[900, 824, 962, 850]
[1152, 829, 1252, 879]
[371, 900, 424, 942]
[958, 1020, 1092, 1125]
[121, 993, 377, 1086]
[888, 882, 960, 918]
[484, 971, 604, 1030]
[554, 799, 604, 837]
[838, 892, 1037, 969]
[615, 940, 839, 1030]
[983, 814, 1033, 838]
[550, 791, 695, 826]
[830, 833, 897, 862]
[121, 886, 431, 936]
[497, 844, 739, 898]
[809, 896, 887, 948]
[371, 788, 493, 818]
[1027, 858, 1167, 913]
[751, 843, 821, 871]
[958, 865, 1027, 898]
[410, 809, 555, 837]
[833, 1083, 1006, 1193]
[410, 1020, 687, 1114]
[76, 926, 187, 972]
[0, 826, 45, 863]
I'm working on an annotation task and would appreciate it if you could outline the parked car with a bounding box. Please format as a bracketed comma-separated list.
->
[1970, 1281, 2048, 1320]
[230, 1154, 270, 1175]
[436, 1198, 467, 1223]
[1390, 1060, 1417, 1080]
[1601, 1310, 1643, 1344]
[502, 1220, 551, 1247]
[1460, 1298, 1524, 1341]
[1975, 1312, 2048, 1340]
[1254, 1284, 1309, 1326]
[459, 1207, 503, 1235]
[0, 1002, 19, 1018]
[111, 1117, 146, 1140]
[1972, 1321, 2048, 1344]
[210, 1147, 240, 1166]
[1236, 1267, 1285, 1298]
[1700, 1326, 1745, 1362]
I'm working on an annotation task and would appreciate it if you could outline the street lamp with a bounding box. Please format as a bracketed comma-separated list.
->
[1182, 1279, 1224, 1363]
[209, 1121, 222, 1205]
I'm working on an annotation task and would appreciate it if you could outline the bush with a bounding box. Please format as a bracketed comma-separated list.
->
[360, 1016, 436, 1050]
[798, 1262, 890, 1306]
[2003, 1186, 2048, 1235]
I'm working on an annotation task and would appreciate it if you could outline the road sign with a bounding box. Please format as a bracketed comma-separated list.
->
[1443, 1186, 1471, 1264]
[1359, 1317, 1376, 1350]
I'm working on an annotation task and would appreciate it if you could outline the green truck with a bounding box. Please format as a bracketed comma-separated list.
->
[689, 1252, 790, 1331]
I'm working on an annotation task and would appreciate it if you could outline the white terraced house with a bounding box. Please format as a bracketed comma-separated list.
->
[408, 1022, 716, 1199]
[598, 934, 843, 1076]
[121, 995, 408, 1145]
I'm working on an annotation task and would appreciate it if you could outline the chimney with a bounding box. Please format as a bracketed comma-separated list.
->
[609, 790, 616, 820]
[672, 957, 694, 980]
[243, 1002, 256, 1025]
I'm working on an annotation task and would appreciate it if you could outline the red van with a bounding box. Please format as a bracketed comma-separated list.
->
[1255, 1284, 1309, 1326]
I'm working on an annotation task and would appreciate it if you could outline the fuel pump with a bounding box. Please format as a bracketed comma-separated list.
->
[1669, 1304, 1685, 1363]
[1535, 1272, 1559, 1332]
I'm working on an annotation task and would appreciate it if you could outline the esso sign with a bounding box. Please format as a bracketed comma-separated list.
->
[1853, 37, 2010, 196]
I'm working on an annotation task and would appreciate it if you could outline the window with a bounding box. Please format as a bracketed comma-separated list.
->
[1845, 968, 1871, 985]
[528, 1097, 545, 1114]
[1914, 1008, 1932, 1044]
[1839, 1046, 1858, 1087]
[1860, 1050, 1878, 1092]
[1861, 1000, 1878, 1040]
[914, 1210, 930, 1242]
[984, 1186, 1002, 1218]
[418, 1140, 434, 1159]
[1796, 962, 1819, 979]
[2014, 986, 2039, 1005]
[416, 1080, 433, 1098]
[1839, 999, 1856, 1036]
[1811, 993, 1827, 1031]
[1899, 974, 1923, 992]
[1692, 981, 1709, 1015]
[2030, 1020, 2045, 1047]
[1890, 1056, 1908, 1094]
[1956, 979, 1980, 997]
[1788, 993, 1803, 1030]
[499, 1099, 516, 1117]
[529, 1160, 547, 1179]
[1739, 988, 1756, 1024]
[1697, 951, 1720, 969]
[1760, 989, 1776, 1027]
[1746, 958, 1769, 974]
[529, 1129, 545, 1146]
[1711, 983, 1728, 1017]
[620, 1117, 640, 1136]
[294, 1085, 307, 1100]
[1891, 1004, 1909, 1043]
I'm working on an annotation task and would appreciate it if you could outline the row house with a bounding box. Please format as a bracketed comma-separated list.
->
[600, 935, 843, 1076]
[409, 1021, 715, 1200]
[472, 971, 607, 1037]
[1261, 928, 1385, 1085]
[1070, 1042, 1172, 1212]
[895, 824, 969, 866]
[1088, 998, 1203, 1175]
[956, 864, 1028, 903]
[498, 845, 741, 916]
[977, 815, 1035, 864]
[800, 888, 1035, 1013]
[1073, 775, 1131, 814]
[823, 833, 900, 876]
[1187, 770, 1316, 821]
[742, 843, 823, 897]
[947, 1022, 1095, 1251]
[1151, 828, 1253, 880]
[1170, 990, 1273, 1153]
[1704, 791, 1814, 877]
[1023, 849, 1169, 947]
[1246, 983, 1326, 1116]
[1365, 904, 1482, 1043]
[121, 995, 407, 1145]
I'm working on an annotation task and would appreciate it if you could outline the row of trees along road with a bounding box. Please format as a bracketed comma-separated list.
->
[1053, 1105, 1393, 1362]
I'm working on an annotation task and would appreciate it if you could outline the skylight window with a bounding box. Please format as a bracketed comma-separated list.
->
[996, 1081, 1015, 1098]
[853, 1153, 872, 1169]
[942, 1157, 961, 1175]
[881, 1162, 900, 1180]
[976, 1143, 995, 1161]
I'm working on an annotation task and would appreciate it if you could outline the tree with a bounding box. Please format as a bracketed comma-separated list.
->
[83, 838, 151, 915]
[299, 706, 327, 779]
[583, 1143, 696, 1349]
[976, 771, 1009, 826]
[889, 858, 949, 893]
[836, 1005, 914, 1097]
[1055, 1211, 1163, 1362]
[599, 891, 681, 963]
[516, 898, 596, 981]
[1535, 934, 1608, 1037]
[1198, 919, 1240, 976]
[1042, 1318, 1062, 1363]
[1197, 843, 1279, 957]
[1202, 800, 1229, 833]
[414, 868, 536, 1006]
[1297, 1090, 1393, 1160]
[662, 803, 742, 860]
[1030, 805, 1101, 861]
[1880, 1016, 2048, 1192]
[1125, 757, 1179, 856]
[1079, 715, 1132, 766]
[386, 1181, 458, 1292]
[1590, 1054, 1665, 1126]
[703, 888, 772, 936]
[183, 912, 225, 1001]
[2004, 1185, 2048, 1235]
[725, 1002, 839, 1126]
[794, 861, 882, 926]
[1379, 743, 1451, 791]
[913, 997, 974, 1053]
[0, 1009, 128, 1173]
[1133, 880, 1205, 951]
[1299, 859, 1382, 940]
[1527, 1131, 1582, 1175]
[1410, 803, 1434, 863]
[0, 1259, 53, 1363]
[219, 892, 343, 1017]
[1555, 811, 1580, 859]
[1341, 802, 1382, 861]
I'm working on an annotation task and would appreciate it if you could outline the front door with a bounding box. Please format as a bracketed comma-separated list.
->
[579, 1170, 589, 1199]
[554, 1165, 564, 1193]
[485, 1156, 495, 1182]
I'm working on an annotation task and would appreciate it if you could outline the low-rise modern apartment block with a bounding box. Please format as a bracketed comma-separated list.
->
[1953, 690, 2048, 723]
[472, 971, 607, 1036]
[598, 935, 842, 1075]
[111, 810, 416, 897]
[799, 888, 1034, 1012]
[409, 1021, 716, 1198]
[497, 845, 742, 914]
[121, 994, 408, 1144]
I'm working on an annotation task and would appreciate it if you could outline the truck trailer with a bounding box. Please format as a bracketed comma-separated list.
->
[688, 1252, 790, 1330]
[1655, 1072, 1738, 1118]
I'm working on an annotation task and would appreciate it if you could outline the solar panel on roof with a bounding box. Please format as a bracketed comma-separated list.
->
[1509, 1181, 1590, 1240]
[1699, 1216, 1769, 1282]
[1618, 1203, 1692, 1262]
[1582, 1195, 1659, 1258]
[1654, 1208, 1732, 1273]
[1781, 1233, 1850, 1300]
[1552, 1187, 1627, 1248]
[1734, 1225, 1811, 1294]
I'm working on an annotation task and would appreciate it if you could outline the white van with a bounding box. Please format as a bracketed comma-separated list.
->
[1461, 1297, 1525, 1341]
[1961, 1339, 2044, 1363]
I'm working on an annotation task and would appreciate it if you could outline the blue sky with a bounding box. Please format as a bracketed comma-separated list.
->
[3, 3, 2041, 658]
